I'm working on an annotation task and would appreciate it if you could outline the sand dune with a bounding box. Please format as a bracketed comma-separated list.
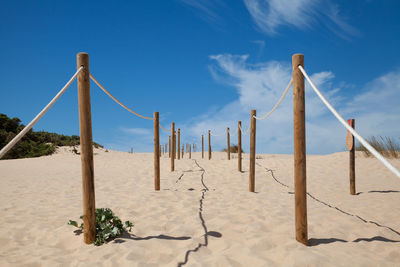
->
[0, 147, 399, 266]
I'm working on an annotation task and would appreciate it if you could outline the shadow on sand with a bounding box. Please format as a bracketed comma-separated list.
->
[309, 236, 400, 246]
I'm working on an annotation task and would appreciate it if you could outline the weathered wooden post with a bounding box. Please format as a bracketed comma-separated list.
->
[154, 112, 160, 190]
[169, 136, 171, 158]
[159, 145, 161, 157]
[77, 52, 96, 244]
[293, 53, 308, 246]
[208, 130, 211, 160]
[171, 123, 175, 171]
[238, 121, 242, 172]
[174, 130, 177, 159]
[177, 128, 181, 160]
[227, 127, 231, 160]
[249, 110, 256, 192]
[347, 119, 356, 195]
[189, 144, 192, 159]
[182, 144, 184, 158]
[202, 135, 204, 159]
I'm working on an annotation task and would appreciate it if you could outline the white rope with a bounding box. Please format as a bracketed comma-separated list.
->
[238, 123, 250, 136]
[298, 65, 400, 179]
[0, 67, 83, 159]
[230, 127, 239, 137]
[211, 130, 226, 137]
[90, 74, 154, 120]
[253, 79, 293, 120]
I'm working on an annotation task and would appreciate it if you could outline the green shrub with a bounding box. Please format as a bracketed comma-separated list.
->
[68, 208, 133, 246]
[0, 113, 103, 159]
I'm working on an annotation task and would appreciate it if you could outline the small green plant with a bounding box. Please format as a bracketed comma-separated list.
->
[68, 208, 133, 246]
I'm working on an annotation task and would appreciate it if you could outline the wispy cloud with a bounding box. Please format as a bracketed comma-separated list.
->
[243, 0, 359, 39]
[179, 54, 400, 154]
[120, 127, 152, 135]
[179, 0, 225, 24]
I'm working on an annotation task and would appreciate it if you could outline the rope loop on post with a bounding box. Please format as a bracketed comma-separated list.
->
[298, 65, 400, 179]
[90, 74, 154, 120]
[253, 79, 293, 120]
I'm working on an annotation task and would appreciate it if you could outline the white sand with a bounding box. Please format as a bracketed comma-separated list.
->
[0, 147, 399, 266]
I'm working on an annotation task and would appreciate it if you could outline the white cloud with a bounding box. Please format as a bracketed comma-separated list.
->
[243, 0, 359, 38]
[179, 54, 400, 155]
[179, 0, 225, 24]
[120, 127, 152, 135]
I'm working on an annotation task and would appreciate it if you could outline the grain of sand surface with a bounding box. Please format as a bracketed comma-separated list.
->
[0, 147, 400, 266]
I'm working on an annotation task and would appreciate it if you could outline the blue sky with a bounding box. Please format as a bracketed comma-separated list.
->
[1, 0, 399, 154]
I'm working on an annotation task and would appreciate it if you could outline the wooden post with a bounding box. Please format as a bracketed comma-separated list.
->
[348, 119, 356, 195]
[159, 145, 161, 157]
[293, 53, 308, 246]
[154, 112, 160, 191]
[177, 128, 181, 160]
[227, 127, 231, 160]
[169, 136, 171, 158]
[249, 110, 256, 192]
[189, 144, 191, 159]
[182, 144, 184, 158]
[202, 135, 204, 159]
[171, 123, 175, 171]
[238, 121, 242, 172]
[208, 130, 211, 160]
[77, 52, 96, 244]
[174, 130, 177, 159]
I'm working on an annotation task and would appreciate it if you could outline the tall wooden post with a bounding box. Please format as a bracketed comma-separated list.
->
[293, 54, 308, 246]
[171, 123, 175, 171]
[174, 131, 177, 159]
[169, 136, 171, 158]
[238, 121, 242, 172]
[189, 144, 191, 159]
[154, 112, 160, 191]
[208, 130, 211, 160]
[77, 52, 95, 244]
[177, 129, 181, 160]
[227, 127, 231, 160]
[202, 135, 204, 159]
[347, 119, 356, 195]
[249, 110, 256, 192]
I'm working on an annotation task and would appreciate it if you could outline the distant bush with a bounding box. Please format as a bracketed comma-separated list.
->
[222, 144, 243, 153]
[0, 113, 103, 159]
[356, 136, 399, 158]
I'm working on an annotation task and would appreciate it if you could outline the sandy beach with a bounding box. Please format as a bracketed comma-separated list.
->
[0, 147, 400, 266]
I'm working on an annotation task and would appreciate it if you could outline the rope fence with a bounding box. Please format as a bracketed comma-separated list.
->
[253, 79, 293, 120]
[238, 123, 250, 135]
[90, 74, 154, 120]
[298, 66, 400, 179]
[2, 52, 399, 248]
[159, 123, 171, 132]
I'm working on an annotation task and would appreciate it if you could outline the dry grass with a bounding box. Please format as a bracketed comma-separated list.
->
[356, 136, 400, 158]
[222, 145, 243, 153]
